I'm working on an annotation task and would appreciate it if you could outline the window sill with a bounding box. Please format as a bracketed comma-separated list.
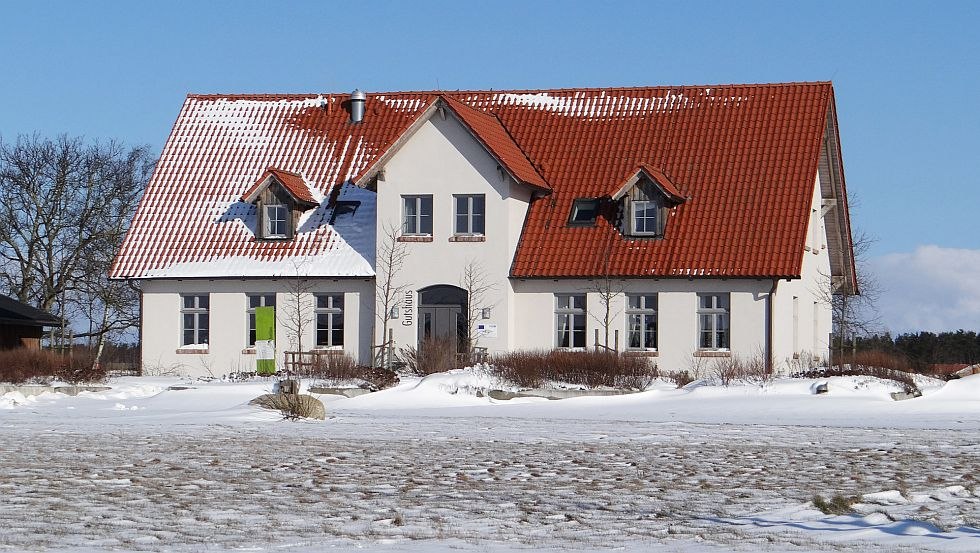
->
[693, 350, 731, 358]
[449, 235, 486, 242]
[176, 348, 209, 355]
[242, 348, 256, 355]
[624, 350, 659, 357]
[397, 235, 433, 243]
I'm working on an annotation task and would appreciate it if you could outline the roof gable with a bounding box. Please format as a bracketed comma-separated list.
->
[354, 95, 549, 192]
[241, 168, 319, 207]
[610, 164, 686, 203]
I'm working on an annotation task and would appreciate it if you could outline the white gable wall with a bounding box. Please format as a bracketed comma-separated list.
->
[375, 113, 532, 356]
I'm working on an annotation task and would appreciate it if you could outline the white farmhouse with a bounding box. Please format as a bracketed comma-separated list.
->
[111, 83, 856, 378]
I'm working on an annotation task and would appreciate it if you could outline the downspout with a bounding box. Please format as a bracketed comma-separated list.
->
[767, 279, 779, 374]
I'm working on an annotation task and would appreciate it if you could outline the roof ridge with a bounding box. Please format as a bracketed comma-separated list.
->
[185, 82, 834, 101]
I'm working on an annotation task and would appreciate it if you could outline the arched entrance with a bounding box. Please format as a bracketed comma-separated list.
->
[417, 285, 467, 352]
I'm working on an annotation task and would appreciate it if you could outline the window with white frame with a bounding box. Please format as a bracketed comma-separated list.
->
[402, 195, 433, 235]
[264, 203, 288, 238]
[697, 293, 730, 350]
[631, 200, 659, 236]
[246, 294, 276, 346]
[555, 294, 586, 348]
[454, 194, 485, 235]
[180, 294, 209, 346]
[315, 294, 344, 347]
[627, 294, 658, 349]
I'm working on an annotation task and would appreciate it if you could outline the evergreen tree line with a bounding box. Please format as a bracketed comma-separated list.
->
[855, 330, 980, 372]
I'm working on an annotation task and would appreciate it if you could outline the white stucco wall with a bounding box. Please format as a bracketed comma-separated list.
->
[770, 174, 834, 370]
[510, 278, 772, 373]
[374, 112, 533, 356]
[141, 278, 373, 378]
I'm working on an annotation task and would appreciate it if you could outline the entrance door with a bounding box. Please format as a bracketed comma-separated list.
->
[417, 285, 468, 353]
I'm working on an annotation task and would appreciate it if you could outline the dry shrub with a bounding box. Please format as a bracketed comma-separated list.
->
[792, 349, 919, 395]
[250, 393, 325, 420]
[289, 351, 398, 390]
[708, 353, 774, 386]
[0, 348, 105, 384]
[490, 349, 658, 391]
[399, 337, 457, 376]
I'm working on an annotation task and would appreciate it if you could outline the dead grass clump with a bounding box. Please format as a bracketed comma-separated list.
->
[490, 350, 658, 390]
[812, 493, 860, 515]
[250, 393, 325, 420]
[665, 370, 695, 388]
[399, 337, 457, 376]
[0, 348, 106, 384]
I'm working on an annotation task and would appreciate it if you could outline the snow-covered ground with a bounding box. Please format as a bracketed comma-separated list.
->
[1, 371, 978, 552]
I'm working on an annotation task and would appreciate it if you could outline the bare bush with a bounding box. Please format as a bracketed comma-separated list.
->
[791, 349, 920, 395]
[812, 494, 860, 515]
[0, 348, 106, 384]
[490, 350, 658, 391]
[283, 351, 399, 390]
[707, 353, 774, 386]
[399, 337, 457, 376]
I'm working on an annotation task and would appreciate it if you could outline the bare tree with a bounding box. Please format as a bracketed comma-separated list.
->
[0, 134, 153, 350]
[816, 229, 881, 364]
[279, 261, 315, 356]
[374, 224, 409, 368]
[459, 259, 496, 359]
[587, 244, 625, 351]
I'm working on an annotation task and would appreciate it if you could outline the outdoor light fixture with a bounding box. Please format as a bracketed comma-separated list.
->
[390, 306, 399, 319]
[481, 307, 491, 319]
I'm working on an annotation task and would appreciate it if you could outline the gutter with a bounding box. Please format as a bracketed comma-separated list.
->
[767, 278, 779, 373]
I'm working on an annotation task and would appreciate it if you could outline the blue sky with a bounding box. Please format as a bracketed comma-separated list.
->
[2, 1, 978, 333]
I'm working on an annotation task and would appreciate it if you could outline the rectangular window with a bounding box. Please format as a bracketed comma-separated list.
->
[402, 195, 433, 235]
[264, 204, 288, 238]
[627, 294, 658, 350]
[315, 294, 344, 347]
[454, 194, 485, 235]
[568, 198, 599, 226]
[246, 294, 276, 346]
[181, 294, 209, 346]
[697, 293, 730, 350]
[555, 294, 586, 348]
[632, 200, 659, 235]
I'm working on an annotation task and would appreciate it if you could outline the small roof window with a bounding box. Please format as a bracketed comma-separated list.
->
[568, 198, 599, 226]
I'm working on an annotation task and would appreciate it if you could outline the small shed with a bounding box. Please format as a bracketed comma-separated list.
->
[0, 295, 61, 350]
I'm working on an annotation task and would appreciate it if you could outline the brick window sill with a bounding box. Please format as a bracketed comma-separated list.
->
[624, 350, 659, 357]
[176, 348, 209, 355]
[449, 235, 486, 242]
[397, 235, 433, 243]
[693, 350, 731, 358]
[242, 348, 256, 355]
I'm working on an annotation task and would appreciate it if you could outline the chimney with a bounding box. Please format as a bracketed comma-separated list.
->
[350, 89, 366, 124]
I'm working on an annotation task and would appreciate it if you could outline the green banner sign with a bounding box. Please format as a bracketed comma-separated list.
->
[255, 306, 276, 375]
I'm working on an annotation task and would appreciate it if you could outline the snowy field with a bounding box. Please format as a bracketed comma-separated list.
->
[1, 371, 978, 552]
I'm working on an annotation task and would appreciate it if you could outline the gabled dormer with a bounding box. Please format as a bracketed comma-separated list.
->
[610, 165, 687, 239]
[240, 168, 320, 240]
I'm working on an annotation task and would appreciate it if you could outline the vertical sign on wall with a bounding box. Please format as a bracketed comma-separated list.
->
[255, 306, 276, 375]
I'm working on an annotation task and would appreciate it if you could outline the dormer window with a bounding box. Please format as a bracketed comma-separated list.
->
[240, 167, 320, 242]
[610, 165, 686, 239]
[568, 198, 599, 226]
[263, 202, 288, 239]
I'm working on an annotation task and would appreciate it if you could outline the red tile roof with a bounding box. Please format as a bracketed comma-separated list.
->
[611, 164, 686, 203]
[111, 83, 849, 280]
[241, 167, 319, 206]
